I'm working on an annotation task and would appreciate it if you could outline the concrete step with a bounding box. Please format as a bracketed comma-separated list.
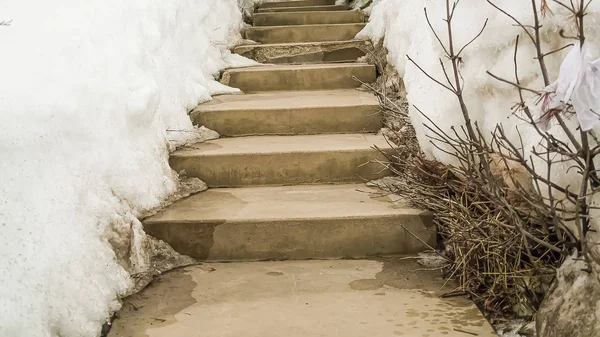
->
[143, 184, 435, 261]
[254, 11, 364, 26]
[170, 134, 392, 187]
[111, 259, 498, 337]
[245, 23, 365, 44]
[191, 90, 381, 136]
[220, 63, 375, 92]
[260, 0, 335, 8]
[108, 256, 496, 337]
[258, 4, 349, 12]
[234, 40, 370, 64]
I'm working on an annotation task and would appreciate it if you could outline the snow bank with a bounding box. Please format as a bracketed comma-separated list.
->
[0, 0, 255, 336]
[358, 0, 600, 186]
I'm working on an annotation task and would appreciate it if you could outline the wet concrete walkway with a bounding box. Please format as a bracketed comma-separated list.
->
[110, 258, 497, 337]
[113, 1, 499, 336]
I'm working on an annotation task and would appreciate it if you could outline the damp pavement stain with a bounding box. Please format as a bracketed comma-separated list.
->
[109, 268, 201, 337]
[109, 259, 498, 337]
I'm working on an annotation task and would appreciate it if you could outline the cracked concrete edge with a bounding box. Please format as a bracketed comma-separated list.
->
[235, 39, 374, 64]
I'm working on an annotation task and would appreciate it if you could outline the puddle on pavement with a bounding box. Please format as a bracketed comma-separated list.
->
[109, 268, 198, 337]
[348, 257, 493, 336]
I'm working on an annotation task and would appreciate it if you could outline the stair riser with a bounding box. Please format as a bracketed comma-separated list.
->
[245, 24, 365, 44]
[193, 105, 381, 136]
[144, 214, 435, 261]
[234, 43, 368, 64]
[254, 11, 364, 26]
[170, 149, 392, 187]
[221, 64, 375, 92]
[261, 0, 335, 8]
[258, 4, 349, 12]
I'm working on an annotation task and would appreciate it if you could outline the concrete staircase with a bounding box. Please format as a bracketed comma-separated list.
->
[110, 2, 499, 337]
[144, 0, 435, 262]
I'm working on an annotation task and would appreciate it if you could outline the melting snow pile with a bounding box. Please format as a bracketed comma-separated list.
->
[357, 0, 600, 187]
[0, 0, 255, 336]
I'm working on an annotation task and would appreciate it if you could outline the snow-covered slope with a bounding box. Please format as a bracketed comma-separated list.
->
[0, 0, 255, 336]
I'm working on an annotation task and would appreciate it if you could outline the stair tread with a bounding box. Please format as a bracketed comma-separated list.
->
[146, 184, 422, 224]
[225, 62, 371, 73]
[254, 10, 363, 26]
[247, 22, 365, 29]
[261, 0, 335, 8]
[172, 133, 390, 157]
[195, 89, 377, 112]
[245, 23, 365, 44]
[234, 40, 370, 65]
[255, 10, 355, 14]
[111, 260, 497, 337]
[236, 39, 368, 48]
[258, 4, 349, 12]
[221, 62, 375, 92]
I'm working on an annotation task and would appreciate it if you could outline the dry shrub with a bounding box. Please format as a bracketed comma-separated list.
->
[372, 91, 562, 318]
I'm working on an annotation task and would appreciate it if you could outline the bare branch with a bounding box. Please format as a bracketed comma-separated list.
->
[407, 55, 456, 93]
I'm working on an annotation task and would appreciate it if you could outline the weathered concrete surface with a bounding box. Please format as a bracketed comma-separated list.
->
[110, 259, 498, 337]
[220, 63, 375, 92]
[258, 4, 349, 12]
[191, 89, 381, 136]
[536, 257, 600, 337]
[260, 0, 335, 8]
[254, 11, 364, 26]
[143, 184, 435, 261]
[234, 40, 370, 64]
[245, 23, 366, 44]
[170, 134, 392, 187]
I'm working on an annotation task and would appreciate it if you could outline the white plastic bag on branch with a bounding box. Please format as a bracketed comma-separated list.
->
[542, 43, 600, 132]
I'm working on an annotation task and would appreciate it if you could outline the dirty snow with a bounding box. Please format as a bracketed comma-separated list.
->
[495, 320, 531, 337]
[0, 0, 256, 336]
